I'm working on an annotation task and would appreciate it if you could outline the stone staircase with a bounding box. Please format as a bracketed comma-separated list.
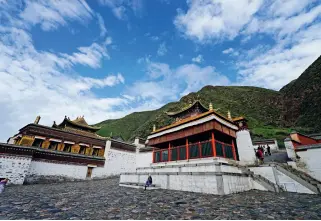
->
[240, 168, 284, 192]
[119, 182, 160, 190]
[276, 164, 321, 194]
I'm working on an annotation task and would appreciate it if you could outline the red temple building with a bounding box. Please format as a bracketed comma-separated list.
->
[146, 101, 250, 164]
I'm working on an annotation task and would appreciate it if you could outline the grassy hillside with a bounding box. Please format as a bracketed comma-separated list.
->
[95, 86, 291, 146]
[280, 55, 321, 131]
[94, 56, 321, 146]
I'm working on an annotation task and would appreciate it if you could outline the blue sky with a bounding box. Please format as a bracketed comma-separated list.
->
[0, 0, 321, 141]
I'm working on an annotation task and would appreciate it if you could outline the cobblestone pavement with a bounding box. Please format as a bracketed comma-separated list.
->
[1, 178, 321, 220]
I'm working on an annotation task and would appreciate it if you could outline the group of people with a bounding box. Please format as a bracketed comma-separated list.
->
[255, 145, 271, 164]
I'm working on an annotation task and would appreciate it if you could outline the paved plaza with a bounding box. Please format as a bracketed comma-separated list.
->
[1, 178, 321, 220]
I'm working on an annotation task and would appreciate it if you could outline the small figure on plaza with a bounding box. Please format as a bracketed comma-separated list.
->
[0, 178, 9, 194]
[267, 144, 271, 156]
[144, 174, 153, 191]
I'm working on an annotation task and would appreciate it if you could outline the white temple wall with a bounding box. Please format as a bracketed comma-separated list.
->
[223, 175, 252, 194]
[120, 172, 265, 195]
[92, 148, 136, 178]
[0, 154, 32, 185]
[284, 139, 296, 161]
[296, 148, 321, 182]
[25, 160, 87, 183]
[136, 151, 152, 168]
[236, 130, 256, 165]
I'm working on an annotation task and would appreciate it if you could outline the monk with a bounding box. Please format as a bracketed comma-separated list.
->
[0, 178, 9, 194]
[144, 175, 152, 190]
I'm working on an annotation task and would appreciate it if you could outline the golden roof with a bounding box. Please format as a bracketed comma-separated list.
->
[54, 116, 101, 131]
[62, 127, 106, 139]
[165, 100, 209, 116]
[232, 116, 246, 122]
[153, 109, 240, 134]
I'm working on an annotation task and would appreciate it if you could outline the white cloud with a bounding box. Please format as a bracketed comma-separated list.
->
[98, 0, 143, 20]
[192, 54, 204, 63]
[0, 17, 123, 142]
[176, 64, 230, 96]
[113, 6, 127, 20]
[61, 42, 110, 69]
[137, 55, 151, 64]
[127, 61, 230, 103]
[237, 22, 321, 90]
[97, 13, 107, 37]
[222, 48, 234, 54]
[19, 0, 93, 31]
[179, 54, 184, 59]
[157, 42, 167, 56]
[150, 36, 160, 41]
[174, 0, 263, 42]
[222, 48, 239, 56]
[174, 1, 321, 90]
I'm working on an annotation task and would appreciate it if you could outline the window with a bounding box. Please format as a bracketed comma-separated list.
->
[215, 142, 224, 157]
[92, 148, 99, 156]
[224, 145, 234, 159]
[179, 147, 186, 160]
[170, 149, 178, 161]
[79, 146, 86, 154]
[201, 141, 212, 157]
[63, 143, 72, 152]
[32, 139, 43, 147]
[155, 152, 161, 163]
[189, 143, 199, 158]
[48, 141, 59, 150]
[162, 150, 168, 161]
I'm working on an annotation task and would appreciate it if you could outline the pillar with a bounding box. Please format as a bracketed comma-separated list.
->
[211, 132, 216, 157]
[104, 139, 112, 159]
[186, 138, 189, 160]
[232, 139, 237, 160]
[168, 143, 171, 161]
[236, 129, 256, 165]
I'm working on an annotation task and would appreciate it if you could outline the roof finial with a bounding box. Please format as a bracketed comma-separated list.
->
[34, 116, 41, 124]
[153, 124, 156, 132]
[209, 102, 213, 111]
[227, 110, 232, 119]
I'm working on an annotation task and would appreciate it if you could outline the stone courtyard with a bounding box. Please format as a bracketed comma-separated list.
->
[1, 178, 321, 220]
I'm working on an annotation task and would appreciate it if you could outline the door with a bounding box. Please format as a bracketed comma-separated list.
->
[86, 167, 93, 178]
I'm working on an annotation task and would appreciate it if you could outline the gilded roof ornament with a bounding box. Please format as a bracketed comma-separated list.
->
[228, 110, 232, 119]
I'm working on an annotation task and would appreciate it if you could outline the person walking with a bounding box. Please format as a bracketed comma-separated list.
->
[267, 145, 271, 156]
[0, 178, 9, 194]
[144, 174, 152, 191]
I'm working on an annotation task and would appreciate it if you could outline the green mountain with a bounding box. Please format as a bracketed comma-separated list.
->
[280, 55, 321, 131]
[95, 56, 321, 147]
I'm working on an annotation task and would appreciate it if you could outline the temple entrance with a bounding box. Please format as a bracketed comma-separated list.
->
[86, 167, 93, 178]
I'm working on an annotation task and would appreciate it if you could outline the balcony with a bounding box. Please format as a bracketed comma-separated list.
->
[153, 140, 236, 163]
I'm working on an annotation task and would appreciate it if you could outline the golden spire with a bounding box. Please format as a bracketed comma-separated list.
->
[227, 110, 232, 119]
[34, 116, 41, 124]
[209, 102, 213, 111]
[153, 124, 156, 132]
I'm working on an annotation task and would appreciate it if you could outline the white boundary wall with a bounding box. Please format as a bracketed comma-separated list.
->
[0, 155, 32, 185]
[296, 148, 321, 182]
[25, 161, 87, 183]
[92, 140, 137, 178]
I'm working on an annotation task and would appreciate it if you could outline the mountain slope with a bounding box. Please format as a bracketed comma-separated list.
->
[95, 56, 321, 145]
[280, 55, 321, 131]
[95, 86, 288, 142]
